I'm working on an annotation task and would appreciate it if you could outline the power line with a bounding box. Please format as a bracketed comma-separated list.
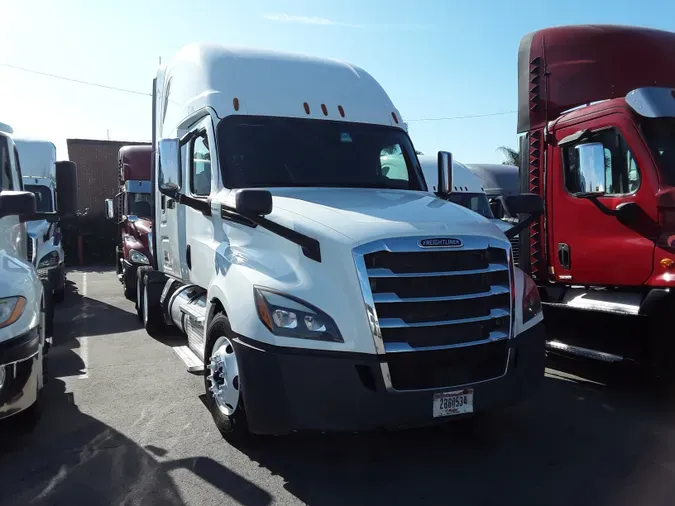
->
[0, 63, 150, 97]
[1, 62, 518, 122]
[406, 110, 517, 122]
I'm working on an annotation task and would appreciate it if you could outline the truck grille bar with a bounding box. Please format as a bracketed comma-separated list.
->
[353, 235, 514, 391]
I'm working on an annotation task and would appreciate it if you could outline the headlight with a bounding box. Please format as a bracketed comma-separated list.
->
[0, 296, 26, 329]
[38, 250, 59, 269]
[254, 287, 343, 342]
[148, 232, 154, 258]
[129, 249, 150, 265]
[522, 274, 542, 323]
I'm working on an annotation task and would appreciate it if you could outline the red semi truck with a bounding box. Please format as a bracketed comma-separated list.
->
[516, 25, 675, 369]
[105, 145, 153, 300]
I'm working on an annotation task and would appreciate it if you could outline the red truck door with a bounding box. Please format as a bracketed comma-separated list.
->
[548, 113, 658, 286]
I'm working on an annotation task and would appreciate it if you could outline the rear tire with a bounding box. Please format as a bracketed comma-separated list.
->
[204, 314, 250, 443]
[136, 266, 151, 322]
[123, 266, 137, 301]
[53, 287, 65, 304]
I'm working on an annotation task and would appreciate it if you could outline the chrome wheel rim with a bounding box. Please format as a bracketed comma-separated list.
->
[143, 283, 149, 325]
[207, 336, 240, 416]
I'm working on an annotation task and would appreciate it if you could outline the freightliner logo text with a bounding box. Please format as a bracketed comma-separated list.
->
[418, 238, 463, 248]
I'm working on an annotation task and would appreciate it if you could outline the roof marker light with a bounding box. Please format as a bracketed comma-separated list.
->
[338, 105, 345, 118]
[303, 102, 311, 115]
[391, 112, 399, 124]
[233, 98, 240, 111]
[321, 104, 328, 116]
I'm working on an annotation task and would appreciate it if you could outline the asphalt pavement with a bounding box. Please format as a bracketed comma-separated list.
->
[2, 268, 675, 506]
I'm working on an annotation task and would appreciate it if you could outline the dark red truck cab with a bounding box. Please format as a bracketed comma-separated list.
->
[516, 25, 675, 367]
[105, 145, 153, 300]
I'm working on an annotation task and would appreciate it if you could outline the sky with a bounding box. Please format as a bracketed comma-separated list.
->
[1, 0, 674, 164]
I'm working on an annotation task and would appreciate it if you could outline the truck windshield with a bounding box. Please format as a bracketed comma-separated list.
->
[217, 116, 424, 190]
[128, 193, 152, 217]
[446, 193, 494, 219]
[640, 117, 675, 186]
[24, 184, 53, 212]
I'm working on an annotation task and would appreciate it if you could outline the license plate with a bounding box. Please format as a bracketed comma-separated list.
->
[433, 389, 474, 418]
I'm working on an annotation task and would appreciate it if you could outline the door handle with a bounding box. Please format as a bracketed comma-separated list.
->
[186, 244, 192, 270]
[167, 198, 175, 209]
[558, 243, 571, 270]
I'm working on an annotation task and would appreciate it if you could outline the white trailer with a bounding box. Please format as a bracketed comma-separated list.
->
[138, 45, 546, 439]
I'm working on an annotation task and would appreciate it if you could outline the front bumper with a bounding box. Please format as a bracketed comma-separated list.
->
[0, 327, 41, 420]
[235, 322, 546, 435]
[38, 263, 65, 292]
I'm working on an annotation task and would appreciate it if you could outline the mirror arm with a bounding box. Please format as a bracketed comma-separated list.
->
[504, 212, 542, 240]
[583, 195, 618, 217]
[20, 212, 59, 223]
[172, 192, 212, 216]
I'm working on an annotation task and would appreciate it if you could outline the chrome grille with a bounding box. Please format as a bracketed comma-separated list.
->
[510, 235, 520, 267]
[26, 234, 35, 264]
[354, 235, 513, 391]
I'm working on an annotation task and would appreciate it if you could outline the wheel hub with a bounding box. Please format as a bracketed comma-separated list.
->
[207, 336, 240, 416]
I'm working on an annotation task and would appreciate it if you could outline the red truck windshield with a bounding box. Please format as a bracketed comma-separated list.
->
[640, 117, 675, 186]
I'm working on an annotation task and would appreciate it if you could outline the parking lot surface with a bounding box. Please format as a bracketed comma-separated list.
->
[2, 268, 675, 506]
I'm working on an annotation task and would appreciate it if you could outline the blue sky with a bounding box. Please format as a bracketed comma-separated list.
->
[1, 0, 674, 164]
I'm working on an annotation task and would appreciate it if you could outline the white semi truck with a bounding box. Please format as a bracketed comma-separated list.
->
[14, 138, 67, 302]
[138, 45, 546, 439]
[0, 123, 75, 422]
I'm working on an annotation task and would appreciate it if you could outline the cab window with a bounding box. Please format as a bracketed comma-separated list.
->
[0, 136, 13, 190]
[190, 132, 212, 196]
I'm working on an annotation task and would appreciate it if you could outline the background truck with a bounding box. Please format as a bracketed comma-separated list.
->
[0, 123, 76, 422]
[138, 44, 546, 439]
[516, 25, 675, 368]
[14, 138, 67, 302]
[105, 145, 153, 300]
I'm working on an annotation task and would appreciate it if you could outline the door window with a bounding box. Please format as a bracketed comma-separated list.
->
[190, 132, 211, 196]
[562, 129, 640, 196]
[0, 136, 13, 190]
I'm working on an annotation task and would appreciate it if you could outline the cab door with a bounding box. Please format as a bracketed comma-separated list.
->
[183, 117, 216, 289]
[549, 113, 658, 286]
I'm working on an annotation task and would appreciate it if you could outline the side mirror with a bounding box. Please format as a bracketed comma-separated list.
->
[503, 193, 544, 240]
[126, 214, 139, 223]
[0, 191, 37, 219]
[505, 193, 544, 217]
[234, 189, 273, 217]
[55, 161, 78, 217]
[105, 198, 115, 220]
[158, 138, 181, 193]
[437, 151, 452, 195]
[572, 142, 607, 197]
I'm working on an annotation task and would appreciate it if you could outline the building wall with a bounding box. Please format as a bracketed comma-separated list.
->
[66, 138, 150, 216]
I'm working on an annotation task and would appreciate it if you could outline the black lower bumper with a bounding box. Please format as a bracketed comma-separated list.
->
[39, 263, 65, 292]
[0, 329, 41, 420]
[234, 322, 546, 435]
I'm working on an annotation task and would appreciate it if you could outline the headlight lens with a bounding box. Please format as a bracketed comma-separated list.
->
[254, 287, 343, 342]
[522, 274, 542, 323]
[38, 250, 59, 269]
[129, 249, 150, 265]
[0, 296, 26, 329]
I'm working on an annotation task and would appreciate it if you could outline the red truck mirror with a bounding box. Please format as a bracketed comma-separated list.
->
[105, 198, 115, 220]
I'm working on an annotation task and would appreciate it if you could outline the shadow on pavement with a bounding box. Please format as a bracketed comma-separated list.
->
[228, 373, 675, 506]
[55, 278, 141, 341]
[0, 378, 271, 506]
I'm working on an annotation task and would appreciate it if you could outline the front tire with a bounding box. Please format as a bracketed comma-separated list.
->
[123, 266, 137, 301]
[141, 270, 166, 336]
[204, 314, 250, 442]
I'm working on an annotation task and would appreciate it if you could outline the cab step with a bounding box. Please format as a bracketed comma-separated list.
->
[172, 345, 205, 374]
[546, 340, 624, 363]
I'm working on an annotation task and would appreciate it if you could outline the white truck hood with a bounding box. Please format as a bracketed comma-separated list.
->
[267, 188, 508, 245]
[26, 220, 50, 238]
